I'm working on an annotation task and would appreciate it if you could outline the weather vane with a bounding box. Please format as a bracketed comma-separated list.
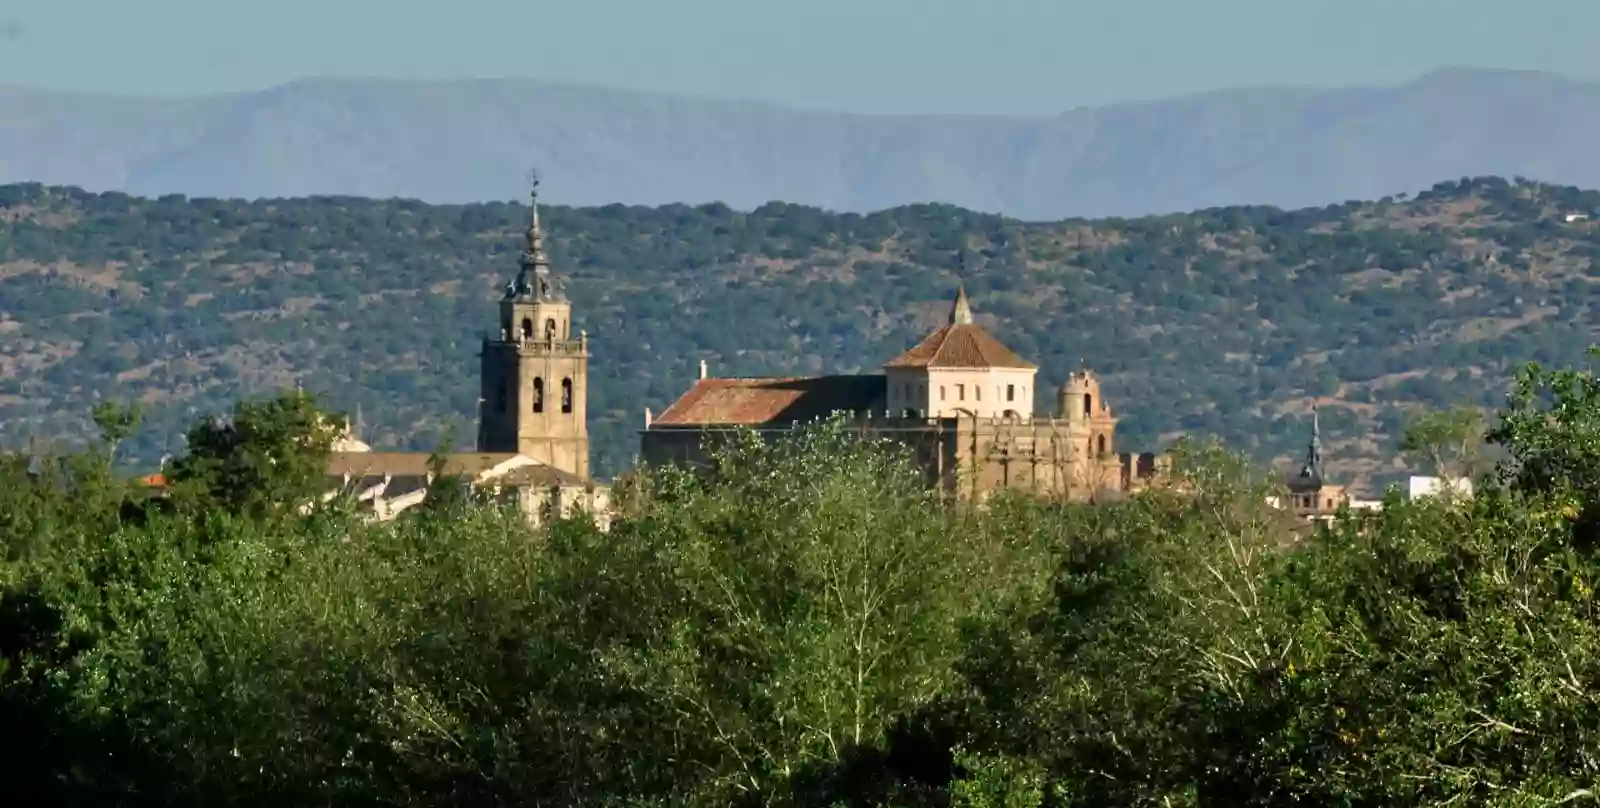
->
[525, 166, 541, 199]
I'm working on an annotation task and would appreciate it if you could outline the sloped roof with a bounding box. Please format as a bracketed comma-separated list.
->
[883, 323, 1036, 370]
[497, 463, 588, 488]
[652, 375, 886, 426]
[327, 451, 590, 493]
[326, 452, 521, 478]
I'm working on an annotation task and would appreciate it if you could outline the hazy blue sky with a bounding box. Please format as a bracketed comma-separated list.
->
[3, 0, 1597, 114]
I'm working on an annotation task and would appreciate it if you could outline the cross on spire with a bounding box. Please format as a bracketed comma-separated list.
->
[950, 251, 974, 325]
[505, 168, 565, 302]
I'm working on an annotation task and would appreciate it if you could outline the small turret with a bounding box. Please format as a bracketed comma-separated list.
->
[1058, 370, 1107, 422]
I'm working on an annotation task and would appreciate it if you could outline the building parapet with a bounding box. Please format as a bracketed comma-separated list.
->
[483, 331, 590, 356]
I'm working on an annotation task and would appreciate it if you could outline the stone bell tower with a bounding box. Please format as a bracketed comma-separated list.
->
[476, 178, 590, 479]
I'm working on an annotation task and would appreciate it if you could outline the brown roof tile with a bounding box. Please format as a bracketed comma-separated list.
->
[652, 375, 886, 426]
[496, 463, 589, 488]
[326, 452, 520, 478]
[327, 452, 588, 490]
[883, 323, 1036, 370]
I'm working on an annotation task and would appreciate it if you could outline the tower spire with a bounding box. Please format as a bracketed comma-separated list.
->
[949, 284, 974, 325]
[506, 169, 564, 302]
[1299, 404, 1323, 481]
[950, 250, 974, 325]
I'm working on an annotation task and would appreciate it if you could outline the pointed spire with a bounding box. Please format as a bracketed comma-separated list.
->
[1299, 404, 1323, 481]
[507, 169, 565, 301]
[522, 182, 549, 271]
[949, 284, 974, 325]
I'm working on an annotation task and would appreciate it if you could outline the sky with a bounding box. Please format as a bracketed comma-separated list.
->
[2, 0, 1598, 115]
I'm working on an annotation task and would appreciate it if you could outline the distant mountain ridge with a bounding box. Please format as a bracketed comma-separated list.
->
[4, 68, 1600, 218]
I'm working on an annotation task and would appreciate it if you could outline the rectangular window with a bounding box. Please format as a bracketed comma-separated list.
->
[1006, 384, 1015, 402]
[957, 384, 965, 401]
[975, 386, 981, 401]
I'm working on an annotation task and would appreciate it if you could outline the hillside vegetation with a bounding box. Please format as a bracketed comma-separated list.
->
[3, 176, 1599, 489]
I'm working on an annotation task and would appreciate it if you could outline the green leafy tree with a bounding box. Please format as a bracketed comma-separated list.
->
[165, 389, 343, 518]
[526, 418, 1005, 805]
[1399, 405, 1488, 481]
[90, 399, 142, 467]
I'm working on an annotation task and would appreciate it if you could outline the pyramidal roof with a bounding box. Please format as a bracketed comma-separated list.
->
[884, 285, 1036, 370]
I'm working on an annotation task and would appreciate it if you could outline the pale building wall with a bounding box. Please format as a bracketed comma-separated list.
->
[925, 367, 1037, 419]
[1408, 475, 1474, 500]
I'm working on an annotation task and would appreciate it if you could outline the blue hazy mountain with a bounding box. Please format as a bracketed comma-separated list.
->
[3, 67, 1598, 218]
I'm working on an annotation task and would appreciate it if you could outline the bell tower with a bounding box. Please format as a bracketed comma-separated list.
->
[477, 176, 590, 479]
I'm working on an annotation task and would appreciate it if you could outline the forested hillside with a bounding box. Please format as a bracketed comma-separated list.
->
[3, 176, 1599, 490]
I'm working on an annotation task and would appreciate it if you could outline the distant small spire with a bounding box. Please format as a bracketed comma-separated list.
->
[1300, 404, 1324, 481]
[949, 284, 974, 325]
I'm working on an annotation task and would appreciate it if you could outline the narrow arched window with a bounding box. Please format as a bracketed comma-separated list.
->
[521, 318, 534, 339]
[533, 378, 545, 413]
[1097, 434, 1107, 455]
[1083, 393, 1093, 415]
[545, 318, 557, 341]
[561, 378, 573, 413]
[1006, 384, 1016, 402]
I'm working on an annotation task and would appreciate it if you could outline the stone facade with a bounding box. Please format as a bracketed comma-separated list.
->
[476, 199, 591, 480]
[641, 286, 1170, 502]
[325, 184, 609, 526]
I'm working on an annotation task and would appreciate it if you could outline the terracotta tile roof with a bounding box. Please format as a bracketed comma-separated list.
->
[653, 375, 886, 426]
[327, 452, 588, 491]
[497, 463, 589, 488]
[883, 323, 1037, 370]
[326, 452, 523, 478]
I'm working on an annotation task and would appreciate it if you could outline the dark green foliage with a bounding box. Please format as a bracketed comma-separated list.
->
[164, 389, 342, 518]
[3, 177, 1597, 490]
[11, 297, 1600, 803]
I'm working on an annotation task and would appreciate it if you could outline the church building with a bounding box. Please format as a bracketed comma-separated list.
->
[640, 286, 1169, 502]
[1280, 406, 1352, 520]
[323, 184, 610, 526]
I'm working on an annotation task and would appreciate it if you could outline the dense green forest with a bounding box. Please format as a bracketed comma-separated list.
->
[3, 176, 1600, 489]
[3, 352, 1600, 805]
